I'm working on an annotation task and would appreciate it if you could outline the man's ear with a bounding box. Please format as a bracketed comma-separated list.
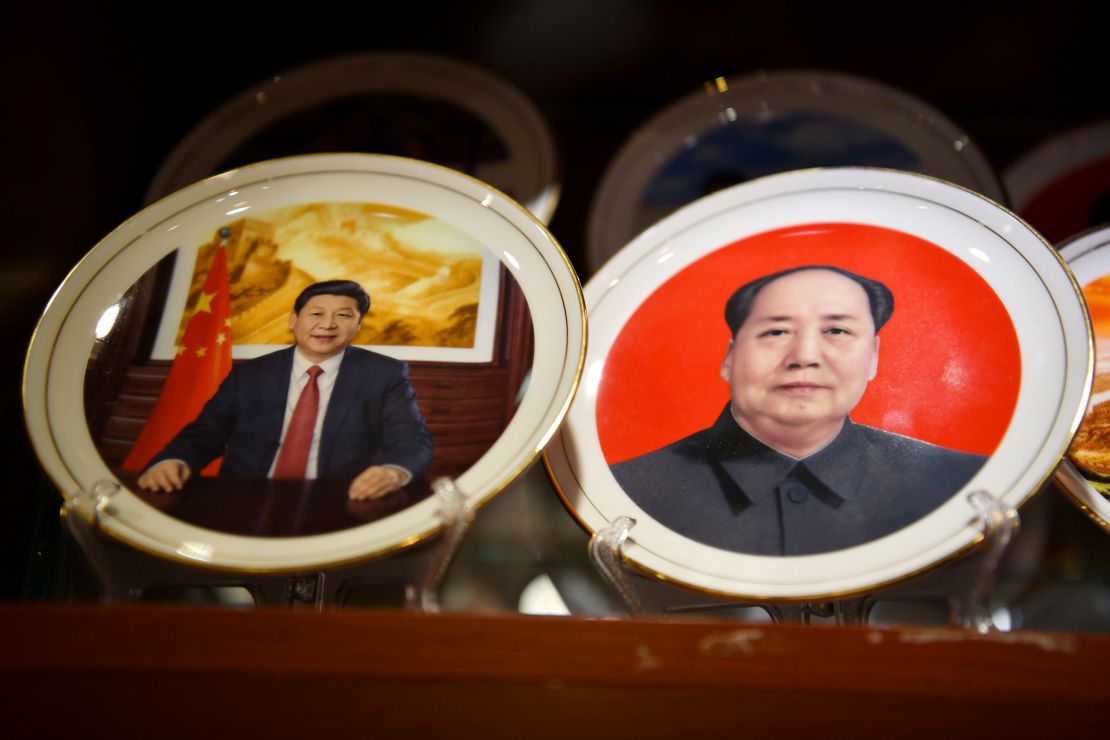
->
[868, 335, 880, 380]
[720, 340, 734, 382]
[288, 311, 297, 332]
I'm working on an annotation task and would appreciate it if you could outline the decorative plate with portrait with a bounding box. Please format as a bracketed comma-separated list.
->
[586, 70, 1005, 273]
[24, 153, 584, 572]
[546, 167, 1091, 600]
[145, 52, 560, 224]
[1055, 225, 1110, 532]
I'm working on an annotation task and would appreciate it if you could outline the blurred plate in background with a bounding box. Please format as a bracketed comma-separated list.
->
[146, 52, 561, 224]
[586, 70, 1004, 272]
[1055, 224, 1110, 533]
[1005, 119, 1110, 245]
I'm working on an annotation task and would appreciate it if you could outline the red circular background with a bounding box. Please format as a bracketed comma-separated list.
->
[597, 222, 1021, 464]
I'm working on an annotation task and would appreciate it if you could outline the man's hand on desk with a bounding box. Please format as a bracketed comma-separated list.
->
[137, 460, 408, 498]
[349, 465, 408, 500]
[136, 460, 192, 492]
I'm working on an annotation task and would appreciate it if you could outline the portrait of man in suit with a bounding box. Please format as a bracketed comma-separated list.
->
[610, 265, 987, 556]
[137, 279, 433, 501]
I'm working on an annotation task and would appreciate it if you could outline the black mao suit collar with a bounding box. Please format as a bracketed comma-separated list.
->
[610, 404, 987, 556]
[700, 406, 865, 511]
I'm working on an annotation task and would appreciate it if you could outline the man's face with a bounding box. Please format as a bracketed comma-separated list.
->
[720, 269, 880, 441]
[289, 294, 363, 362]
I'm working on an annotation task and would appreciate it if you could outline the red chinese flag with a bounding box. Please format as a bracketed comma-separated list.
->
[123, 241, 233, 475]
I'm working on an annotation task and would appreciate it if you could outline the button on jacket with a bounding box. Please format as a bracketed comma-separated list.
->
[610, 406, 987, 556]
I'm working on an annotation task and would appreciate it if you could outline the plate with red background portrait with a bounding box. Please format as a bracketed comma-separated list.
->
[546, 167, 1090, 600]
[24, 153, 584, 572]
[1055, 225, 1110, 532]
[585, 70, 1005, 273]
[145, 52, 560, 224]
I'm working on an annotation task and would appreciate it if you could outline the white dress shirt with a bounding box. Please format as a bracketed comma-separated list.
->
[267, 348, 412, 484]
[158, 347, 413, 485]
[268, 348, 345, 479]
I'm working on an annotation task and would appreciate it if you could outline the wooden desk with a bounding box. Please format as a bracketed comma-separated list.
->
[3, 604, 1107, 737]
[120, 471, 433, 537]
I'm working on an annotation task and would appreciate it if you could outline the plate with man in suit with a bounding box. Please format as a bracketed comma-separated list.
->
[135, 279, 434, 502]
[25, 154, 584, 572]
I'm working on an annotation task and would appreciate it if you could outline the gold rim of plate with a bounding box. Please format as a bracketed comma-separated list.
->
[23, 152, 586, 573]
[550, 165, 1093, 601]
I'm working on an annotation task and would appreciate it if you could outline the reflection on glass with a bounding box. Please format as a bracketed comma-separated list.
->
[176, 541, 215, 562]
[95, 304, 120, 340]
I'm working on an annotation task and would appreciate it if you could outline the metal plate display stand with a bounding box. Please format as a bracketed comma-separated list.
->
[61, 477, 473, 611]
[588, 489, 1021, 630]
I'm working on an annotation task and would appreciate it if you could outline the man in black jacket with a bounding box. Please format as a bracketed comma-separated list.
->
[610, 265, 985, 555]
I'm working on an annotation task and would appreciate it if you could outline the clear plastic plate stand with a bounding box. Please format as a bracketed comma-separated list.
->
[587, 516, 879, 623]
[587, 516, 642, 616]
[858, 489, 1022, 631]
[589, 489, 1019, 630]
[406, 477, 473, 612]
[952, 489, 1020, 632]
[236, 477, 474, 610]
[62, 479, 289, 603]
[286, 476, 473, 610]
[62, 480, 124, 599]
[62, 476, 473, 611]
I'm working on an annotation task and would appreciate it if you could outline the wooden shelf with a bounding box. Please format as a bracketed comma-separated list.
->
[3, 604, 1107, 737]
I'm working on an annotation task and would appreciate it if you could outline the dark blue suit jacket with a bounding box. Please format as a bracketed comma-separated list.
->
[153, 346, 433, 479]
[610, 407, 986, 555]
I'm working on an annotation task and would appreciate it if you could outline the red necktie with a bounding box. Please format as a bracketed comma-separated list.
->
[272, 365, 323, 479]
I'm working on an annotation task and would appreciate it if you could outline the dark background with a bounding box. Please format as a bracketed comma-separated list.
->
[4, 1, 1108, 599]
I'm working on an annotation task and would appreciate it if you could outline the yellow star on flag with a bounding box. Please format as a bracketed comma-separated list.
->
[195, 346, 207, 358]
[224, 318, 232, 328]
[216, 332, 227, 345]
[175, 345, 186, 357]
[194, 291, 215, 315]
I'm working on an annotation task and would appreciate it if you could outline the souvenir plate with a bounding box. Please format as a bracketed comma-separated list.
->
[1055, 226, 1110, 532]
[547, 167, 1089, 600]
[24, 154, 584, 571]
[146, 52, 560, 223]
[586, 70, 1005, 272]
[1004, 119, 1110, 245]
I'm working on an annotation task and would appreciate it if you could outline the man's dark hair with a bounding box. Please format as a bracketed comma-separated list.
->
[724, 265, 894, 336]
[293, 280, 371, 316]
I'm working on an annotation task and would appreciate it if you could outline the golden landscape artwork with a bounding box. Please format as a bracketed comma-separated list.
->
[1069, 273, 1110, 486]
[171, 203, 487, 351]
